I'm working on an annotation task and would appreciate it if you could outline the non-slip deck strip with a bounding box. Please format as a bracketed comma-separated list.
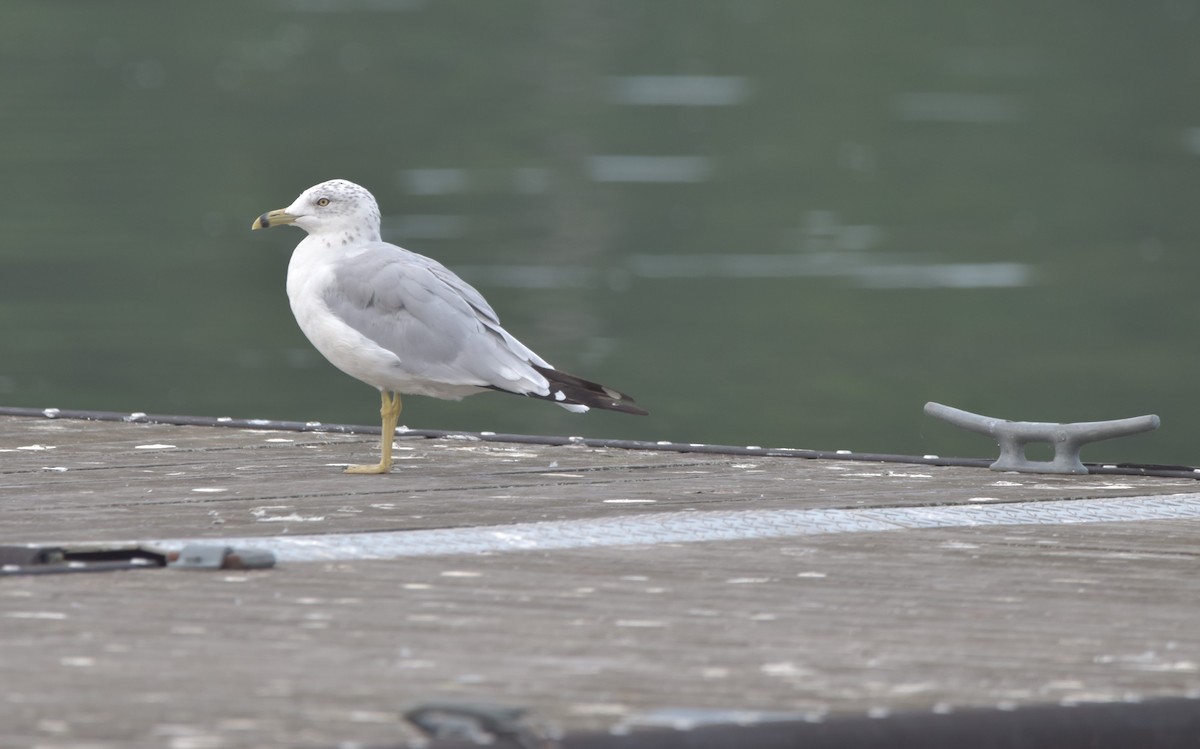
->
[148, 492, 1200, 562]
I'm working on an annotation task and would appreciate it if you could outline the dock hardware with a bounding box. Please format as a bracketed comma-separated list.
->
[168, 544, 276, 570]
[0, 545, 166, 576]
[0, 544, 274, 576]
[924, 402, 1161, 475]
[405, 702, 553, 749]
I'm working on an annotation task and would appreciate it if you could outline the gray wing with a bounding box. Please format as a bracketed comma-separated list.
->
[324, 242, 553, 394]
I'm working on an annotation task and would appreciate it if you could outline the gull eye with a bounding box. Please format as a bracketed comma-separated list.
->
[316, 197, 331, 207]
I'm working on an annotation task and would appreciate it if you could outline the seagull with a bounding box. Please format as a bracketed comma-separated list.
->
[252, 179, 647, 474]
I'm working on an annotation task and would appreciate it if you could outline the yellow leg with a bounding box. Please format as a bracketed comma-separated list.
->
[345, 390, 402, 475]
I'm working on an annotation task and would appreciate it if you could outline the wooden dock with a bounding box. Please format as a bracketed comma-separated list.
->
[2, 410, 1200, 748]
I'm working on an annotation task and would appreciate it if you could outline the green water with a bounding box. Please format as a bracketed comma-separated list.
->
[2, 1, 1198, 465]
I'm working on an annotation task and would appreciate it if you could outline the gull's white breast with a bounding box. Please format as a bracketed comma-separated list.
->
[285, 237, 485, 399]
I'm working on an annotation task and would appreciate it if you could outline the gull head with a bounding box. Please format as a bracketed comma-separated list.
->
[252, 179, 382, 240]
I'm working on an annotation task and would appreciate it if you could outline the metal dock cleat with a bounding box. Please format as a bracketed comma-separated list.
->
[924, 402, 1160, 475]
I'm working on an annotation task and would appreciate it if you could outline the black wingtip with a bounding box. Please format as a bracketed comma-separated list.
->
[530, 366, 648, 415]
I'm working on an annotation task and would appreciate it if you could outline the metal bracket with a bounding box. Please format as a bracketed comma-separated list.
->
[404, 702, 555, 749]
[924, 402, 1160, 475]
[168, 545, 276, 570]
[0, 545, 167, 576]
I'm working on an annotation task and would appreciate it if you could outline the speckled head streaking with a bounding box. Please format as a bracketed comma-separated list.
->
[251, 179, 382, 243]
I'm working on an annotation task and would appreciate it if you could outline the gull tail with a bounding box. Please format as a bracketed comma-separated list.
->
[525, 365, 649, 416]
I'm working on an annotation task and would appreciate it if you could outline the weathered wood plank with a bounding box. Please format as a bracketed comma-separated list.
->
[2, 416, 1193, 543]
[3, 525, 1200, 747]
[2, 414, 1199, 748]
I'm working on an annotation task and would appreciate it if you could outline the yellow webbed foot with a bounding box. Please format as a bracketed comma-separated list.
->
[344, 462, 392, 475]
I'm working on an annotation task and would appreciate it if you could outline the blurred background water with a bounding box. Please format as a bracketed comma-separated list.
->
[2, 1, 1198, 464]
